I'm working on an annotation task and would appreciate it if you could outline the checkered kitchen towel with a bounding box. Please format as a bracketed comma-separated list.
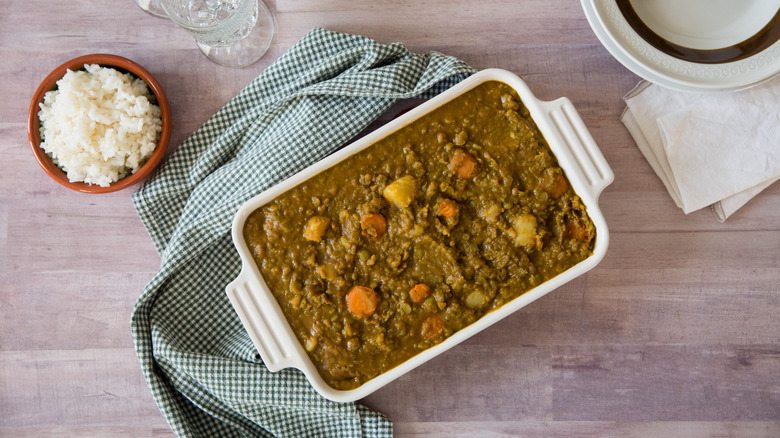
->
[131, 27, 475, 437]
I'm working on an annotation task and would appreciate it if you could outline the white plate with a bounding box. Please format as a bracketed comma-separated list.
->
[582, 0, 780, 92]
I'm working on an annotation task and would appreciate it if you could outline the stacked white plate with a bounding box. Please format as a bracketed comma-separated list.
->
[582, 0, 780, 92]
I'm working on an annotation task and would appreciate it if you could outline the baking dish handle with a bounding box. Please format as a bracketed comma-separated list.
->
[541, 98, 614, 199]
[225, 268, 298, 372]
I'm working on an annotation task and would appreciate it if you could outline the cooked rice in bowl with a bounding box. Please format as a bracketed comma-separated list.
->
[37, 64, 162, 187]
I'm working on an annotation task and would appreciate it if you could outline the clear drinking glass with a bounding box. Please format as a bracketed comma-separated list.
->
[161, 0, 277, 69]
[135, 0, 168, 18]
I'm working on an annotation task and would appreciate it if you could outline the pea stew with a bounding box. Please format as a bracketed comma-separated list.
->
[243, 81, 595, 390]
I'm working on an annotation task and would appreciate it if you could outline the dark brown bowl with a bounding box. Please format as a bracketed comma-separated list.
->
[27, 54, 171, 193]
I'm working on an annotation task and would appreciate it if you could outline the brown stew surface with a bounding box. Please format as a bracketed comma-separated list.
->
[244, 81, 595, 390]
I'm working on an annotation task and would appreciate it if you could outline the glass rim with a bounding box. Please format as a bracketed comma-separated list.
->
[161, 0, 260, 32]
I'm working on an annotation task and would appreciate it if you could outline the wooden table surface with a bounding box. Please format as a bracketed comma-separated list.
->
[2, 1, 779, 437]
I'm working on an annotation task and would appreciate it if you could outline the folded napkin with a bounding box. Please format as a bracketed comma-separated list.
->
[621, 76, 780, 221]
[131, 28, 475, 438]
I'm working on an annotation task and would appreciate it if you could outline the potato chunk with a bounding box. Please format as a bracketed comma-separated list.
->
[512, 213, 539, 248]
[303, 216, 330, 242]
[465, 290, 489, 308]
[383, 175, 417, 208]
[477, 201, 502, 223]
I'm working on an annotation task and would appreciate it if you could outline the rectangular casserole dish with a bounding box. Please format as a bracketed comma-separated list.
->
[226, 68, 614, 402]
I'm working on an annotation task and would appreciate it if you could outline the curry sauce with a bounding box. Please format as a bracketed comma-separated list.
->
[243, 81, 595, 390]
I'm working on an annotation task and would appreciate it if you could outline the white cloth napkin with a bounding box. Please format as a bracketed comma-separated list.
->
[621, 76, 780, 221]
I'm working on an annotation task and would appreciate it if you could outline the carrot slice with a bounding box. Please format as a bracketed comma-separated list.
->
[360, 213, 387, 238]
[421, 315, 445, 341]
[449, 150, 478, 179]
[437, 199, 459, 219]
[409, 283, 431, 303]
[347, 286, 379, 317]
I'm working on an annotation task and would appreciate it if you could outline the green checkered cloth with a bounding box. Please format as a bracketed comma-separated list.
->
[131, 27, 475, 437]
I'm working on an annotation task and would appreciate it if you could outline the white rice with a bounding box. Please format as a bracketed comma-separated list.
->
[38, 64, 162, 187]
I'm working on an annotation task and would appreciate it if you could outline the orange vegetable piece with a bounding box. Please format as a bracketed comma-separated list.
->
[541, 168, 567, 198]
[360, 213, 387, 238]
[566, 217, 591, 241]
[302, 216, 330, 242]
[383, 175, 417, 208]
[346, 286, 379, 317]
[408, 283, 431, 303]
[437, 199, 459, 219]
[449, 150, 478, 179]
[421, 315, 445, 341]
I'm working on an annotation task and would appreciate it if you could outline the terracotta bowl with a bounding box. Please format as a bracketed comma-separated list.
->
[27, 54, 171, 193]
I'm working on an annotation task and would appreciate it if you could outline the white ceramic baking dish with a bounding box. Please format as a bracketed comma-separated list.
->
[226, 68, 614, 403]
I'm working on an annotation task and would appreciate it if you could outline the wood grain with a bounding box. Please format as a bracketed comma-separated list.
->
[2, 1, 779, 437]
